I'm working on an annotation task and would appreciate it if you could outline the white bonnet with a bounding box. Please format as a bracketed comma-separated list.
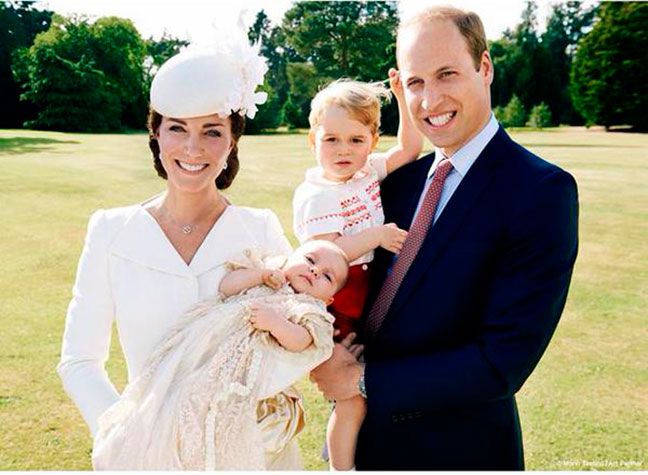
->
[150, 35, 268, 119]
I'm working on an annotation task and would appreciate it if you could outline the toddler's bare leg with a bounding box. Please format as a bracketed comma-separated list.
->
[326, 396, 367, 470]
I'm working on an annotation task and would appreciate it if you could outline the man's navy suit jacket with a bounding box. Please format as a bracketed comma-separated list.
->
[355, 127, 579, 470]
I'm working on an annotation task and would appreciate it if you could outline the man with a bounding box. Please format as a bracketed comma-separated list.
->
[311, 6, 579, 470]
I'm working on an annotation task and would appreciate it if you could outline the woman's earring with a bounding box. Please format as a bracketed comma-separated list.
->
[223, 162, 228, 170]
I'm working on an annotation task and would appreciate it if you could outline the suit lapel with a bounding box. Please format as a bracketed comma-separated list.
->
[369, 153, 434, 291]
[387, 153, 435, 230]
[385, 128, 508, 322]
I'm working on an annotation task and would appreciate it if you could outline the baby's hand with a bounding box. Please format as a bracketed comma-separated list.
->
[380, 223, 408, 254]
[388, 68, 404, 101]
[262, 269, 286, 290]
[248, 302, 285, 332]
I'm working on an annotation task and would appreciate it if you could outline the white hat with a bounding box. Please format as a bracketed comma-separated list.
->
[150, 37, 268, 119]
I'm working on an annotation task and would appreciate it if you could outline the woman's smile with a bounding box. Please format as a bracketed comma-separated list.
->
[176, 160, 208, 173]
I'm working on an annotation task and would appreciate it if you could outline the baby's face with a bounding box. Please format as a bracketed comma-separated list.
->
[283, 241, 349, 303]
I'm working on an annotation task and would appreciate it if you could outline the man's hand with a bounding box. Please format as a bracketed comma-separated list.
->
[261, 269, 286, 290]
[311, 332, 365, 401]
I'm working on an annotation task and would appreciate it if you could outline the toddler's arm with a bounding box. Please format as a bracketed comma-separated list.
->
[312, 223, 407, 262]
[219, 268, 285, 298]
[248, 302, 313, 352]
[371, 68, 423, 175]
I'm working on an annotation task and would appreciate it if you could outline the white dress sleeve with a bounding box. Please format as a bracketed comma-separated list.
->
[368, 154, 389, 182]
[57, 210, 120, 437]
[292, 188, 345, 244]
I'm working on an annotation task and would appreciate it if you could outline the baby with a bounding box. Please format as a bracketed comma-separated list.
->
[92, 240, 349, 470]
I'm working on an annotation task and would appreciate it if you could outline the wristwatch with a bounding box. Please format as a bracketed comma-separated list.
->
[358, 365, 367, 399]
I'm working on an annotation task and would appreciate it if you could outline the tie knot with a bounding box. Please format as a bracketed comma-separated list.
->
[433, 158, 453, 182]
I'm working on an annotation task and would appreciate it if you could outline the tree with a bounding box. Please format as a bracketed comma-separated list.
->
[244, 80, 283, 134]
[541, 1, 597, 124]
[283, 62, 331, 129]
[246, 10, 294, 131]
[144, 32, 188, 83]
[281, 1, 398, 81]
[570, 2, 648, 131]
[16, 14, 148, 131]
[513, 1, 544, 111]
[491, 1, 547, 114]
[496, 95, 527, 128]
[248, 10, 295, 107]
[278, 1, 398, 129]
[0, 1, 52, 128]
[88, 16, 148, 128]
[527, 103, 552, 128]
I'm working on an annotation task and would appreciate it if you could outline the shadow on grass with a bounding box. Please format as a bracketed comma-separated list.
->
[0, 137, 80, 155]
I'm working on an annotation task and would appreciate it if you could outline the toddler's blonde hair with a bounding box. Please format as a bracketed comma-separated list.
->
[308, 79, 392, 145]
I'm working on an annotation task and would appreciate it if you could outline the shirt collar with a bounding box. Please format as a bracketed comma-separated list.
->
[305, 163, 370, 187]
[428, 113, 499, 179]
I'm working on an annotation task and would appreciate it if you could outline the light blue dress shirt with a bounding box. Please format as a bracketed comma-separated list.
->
[413, 113, 499, 225]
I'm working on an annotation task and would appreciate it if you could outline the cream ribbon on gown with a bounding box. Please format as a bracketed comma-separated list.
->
[92, 251, 334, 470]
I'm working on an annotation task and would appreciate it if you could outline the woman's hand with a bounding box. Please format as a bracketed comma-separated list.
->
[379, 223, 408, 254]
[248, 302, 284, 332]
[261, 269, 286, 290]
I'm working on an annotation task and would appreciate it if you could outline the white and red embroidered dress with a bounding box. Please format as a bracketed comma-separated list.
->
[292, 156, 388, 266]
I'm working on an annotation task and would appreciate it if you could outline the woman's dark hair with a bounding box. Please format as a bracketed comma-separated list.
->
[147, 108, 245, 190]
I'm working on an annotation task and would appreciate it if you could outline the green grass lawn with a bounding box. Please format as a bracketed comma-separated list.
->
[0, 127, 646, 470]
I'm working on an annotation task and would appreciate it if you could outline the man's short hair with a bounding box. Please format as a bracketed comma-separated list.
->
[397, 6, 488, 71]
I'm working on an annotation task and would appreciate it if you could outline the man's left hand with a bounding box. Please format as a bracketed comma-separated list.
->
[311, 332, 364, 401]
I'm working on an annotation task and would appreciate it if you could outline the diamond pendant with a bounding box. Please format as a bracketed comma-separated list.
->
[182, 225, 192, 235]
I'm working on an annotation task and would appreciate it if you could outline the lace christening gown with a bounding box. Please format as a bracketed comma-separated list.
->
[92, 252, 334, 470]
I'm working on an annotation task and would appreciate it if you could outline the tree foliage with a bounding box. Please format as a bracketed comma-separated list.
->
[5, 0, 645, 134]
[244, 80, 284, 134]
[246, 10, 292, 133]
[490, 0, 596, 126]
[144, 32, 188, 84]
[16, 14, 147, 131]
[495, 95, 527, 128]
[0, 1, 53, 128]
[570, 2, 648, 131]
[278, 1, 398, 129]
[282, 1, 397, 80]
[527, 103, 552, 128]
[283, 62, 331, 129]
[541, 1, 597, 124]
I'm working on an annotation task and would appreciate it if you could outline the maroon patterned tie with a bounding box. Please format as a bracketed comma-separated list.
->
[365, 158, 454, 337]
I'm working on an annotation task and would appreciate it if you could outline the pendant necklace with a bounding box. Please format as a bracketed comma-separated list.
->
[160, 197, 225, 236]
[163, 210, 195, 234]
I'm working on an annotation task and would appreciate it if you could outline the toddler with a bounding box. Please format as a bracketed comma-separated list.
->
[293, 72, 423, 340]
[292, 72, 423, 470]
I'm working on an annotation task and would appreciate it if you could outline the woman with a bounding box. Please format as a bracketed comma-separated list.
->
[57, 36, 298, 467]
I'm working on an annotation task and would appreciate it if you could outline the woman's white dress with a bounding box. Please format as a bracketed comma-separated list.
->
[57, 203, 302, 467]
[92, 250, 334, 469]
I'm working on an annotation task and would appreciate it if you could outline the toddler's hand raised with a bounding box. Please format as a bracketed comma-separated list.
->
[380, 223, 408, 254]
[262, 269, 286, 290]
[388, 68, 404, 101]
